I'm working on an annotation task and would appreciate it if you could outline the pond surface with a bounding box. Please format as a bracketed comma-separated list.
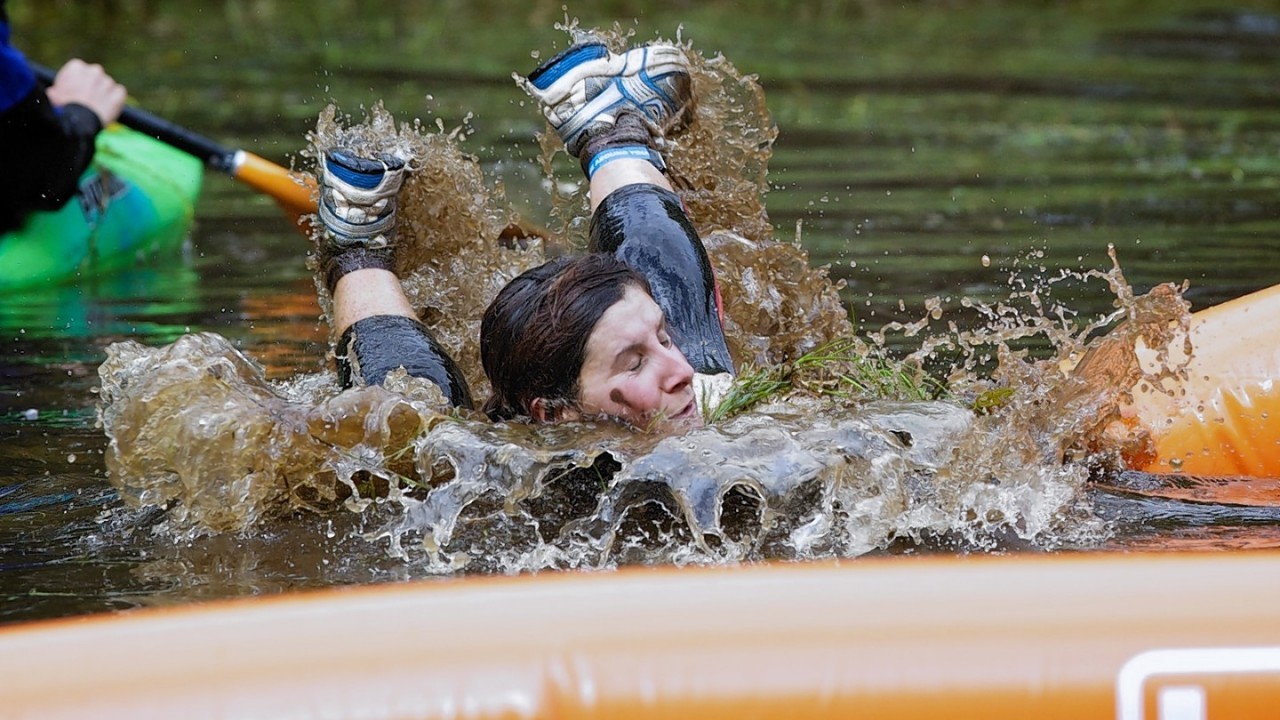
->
[3, 0, 1280, 624]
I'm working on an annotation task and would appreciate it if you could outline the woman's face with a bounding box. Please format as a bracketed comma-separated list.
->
[574, 285, 699, 427]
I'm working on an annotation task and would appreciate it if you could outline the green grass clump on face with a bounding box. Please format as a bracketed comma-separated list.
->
[704, 338, 947, 423]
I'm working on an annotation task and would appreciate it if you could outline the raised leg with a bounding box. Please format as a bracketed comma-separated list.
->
[519, 41, 734, 376]
[318, 148, 473, 408]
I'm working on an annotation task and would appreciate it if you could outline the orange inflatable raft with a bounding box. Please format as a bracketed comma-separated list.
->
[1128, 283, 1280, 478]
[1, 552, 1280, 719]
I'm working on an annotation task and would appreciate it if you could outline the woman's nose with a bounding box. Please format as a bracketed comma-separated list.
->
[661, 345, 694, 393]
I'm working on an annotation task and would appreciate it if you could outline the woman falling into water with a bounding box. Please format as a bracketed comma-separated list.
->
[98, 30, 1280, 548]
[316, 40, 735, 429]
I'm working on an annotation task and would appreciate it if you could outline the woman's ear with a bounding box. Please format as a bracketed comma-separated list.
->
[529, 397, 551, 423]
[529, 398, 580, 423]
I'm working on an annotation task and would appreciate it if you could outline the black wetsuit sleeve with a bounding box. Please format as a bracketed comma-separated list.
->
[588, 183, 735, 376]
[336, 314, 474, 410]
[0, 86, 102, 231]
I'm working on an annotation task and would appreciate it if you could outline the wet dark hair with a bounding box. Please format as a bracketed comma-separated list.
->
[481, 253, 650, 421]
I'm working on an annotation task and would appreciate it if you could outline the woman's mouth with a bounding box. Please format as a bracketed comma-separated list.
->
[671, 398, 700, 422]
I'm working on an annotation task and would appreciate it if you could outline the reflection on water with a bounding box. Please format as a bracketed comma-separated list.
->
[1092, 474, 1280, 553]
[4, 2, 1280, 624]
[1, 262, 200, 345]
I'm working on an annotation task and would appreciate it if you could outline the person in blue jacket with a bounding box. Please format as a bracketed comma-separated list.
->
[0, 0, 126, 233]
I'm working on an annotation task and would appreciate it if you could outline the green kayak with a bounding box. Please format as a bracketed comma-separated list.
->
[0, 124, 203, 291]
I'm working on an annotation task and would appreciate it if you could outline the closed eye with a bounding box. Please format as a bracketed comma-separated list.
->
[658, 321, 672, 348]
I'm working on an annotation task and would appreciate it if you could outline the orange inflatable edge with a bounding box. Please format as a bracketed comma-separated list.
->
[1126, 282, 1280, 477]
[2, 552, 1280, 719]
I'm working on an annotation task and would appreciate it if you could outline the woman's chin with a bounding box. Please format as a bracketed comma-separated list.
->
[592, 401, 703, 432]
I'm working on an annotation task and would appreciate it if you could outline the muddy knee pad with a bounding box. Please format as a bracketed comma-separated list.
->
[588, 183, 733, 375]
[336, 315, 473, 409]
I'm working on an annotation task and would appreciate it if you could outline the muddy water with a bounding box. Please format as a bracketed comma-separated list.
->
[5, 2, 1280, 623]
[98, 37, 1180, 575]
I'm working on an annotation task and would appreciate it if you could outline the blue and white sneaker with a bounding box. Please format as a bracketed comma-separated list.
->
[318, 149, 408, 249]
[517, 41, 692, 157]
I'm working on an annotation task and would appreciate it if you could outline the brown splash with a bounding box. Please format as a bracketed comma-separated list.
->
[97, 29, 1193, 570]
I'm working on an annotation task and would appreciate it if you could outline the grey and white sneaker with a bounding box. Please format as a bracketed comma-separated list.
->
[318, 148, 408, 249]
[517, 41, 693, 157]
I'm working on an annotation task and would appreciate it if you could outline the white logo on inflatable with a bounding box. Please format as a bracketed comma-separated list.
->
[1117, 647, 1280, 720]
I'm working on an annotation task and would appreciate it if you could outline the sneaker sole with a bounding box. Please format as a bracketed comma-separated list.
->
[555, 70, 692, 146]
[325, 150, 406, 190]
[321, 151, 407, 206]
[526, 42, 689, 109]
